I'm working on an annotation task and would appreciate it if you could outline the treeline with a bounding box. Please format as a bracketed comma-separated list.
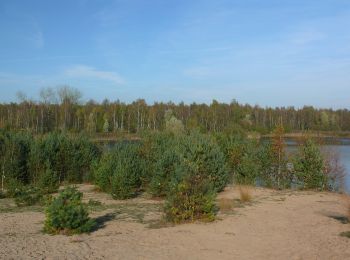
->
[1, 86, 350, 134]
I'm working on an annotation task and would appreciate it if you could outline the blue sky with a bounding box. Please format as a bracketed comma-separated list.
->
[0, 0, 350, 108]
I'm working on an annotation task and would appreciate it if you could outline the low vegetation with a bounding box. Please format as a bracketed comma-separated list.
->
[238, 185, 253, 203]
[44, 187, 95, 235]
[0, 113, 345, 226]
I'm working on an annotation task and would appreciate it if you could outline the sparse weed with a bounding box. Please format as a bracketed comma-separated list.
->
[218, 198, 234, 213]
[238, 185, 252, 203]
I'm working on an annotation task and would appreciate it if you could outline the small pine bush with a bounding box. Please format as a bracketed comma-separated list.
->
[37, 162, 59, 194]
[148, 146, 180, 197]
[294, 139, 327, 190]
[179, 132, 229, 192]
[164, 169, 217, 223]
[94, 143, 144, 199]
[5, 178, 25, 198]
[14, 186, 43, 207]
[44, 186, 95, 235]
[164, 132, 226, 223]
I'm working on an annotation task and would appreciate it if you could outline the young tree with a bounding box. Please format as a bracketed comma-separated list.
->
[294, 139, 326, 190]
[270, 124, 289, 188]
[164, 109, 184, 134]
[103, 114, 110, 133]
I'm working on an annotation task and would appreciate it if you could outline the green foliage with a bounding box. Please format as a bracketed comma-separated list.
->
[235, 151, 260, 185]
[44, 186, 95, 235]
[148, 145, 180, 196]
[37, 162, 59, 194]
[14, 186, 44, 207]
[293, 139, 327, 190]
[179, 132, 229, 192]
[164, 162, 217, 223]
[218, 135, 259, 185]
[1, 131, 32, 185]
[4, 178, 25, 198]
[164, 109, 185, 134]
[258, 143, 291, 189]
[163, 132, 227, 223]
[139, 132, 177, 189]
[94, 143, 144, 199]
[28, 132, 100, 184]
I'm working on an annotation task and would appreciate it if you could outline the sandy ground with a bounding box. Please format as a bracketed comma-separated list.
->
[1, 185, 350, 260]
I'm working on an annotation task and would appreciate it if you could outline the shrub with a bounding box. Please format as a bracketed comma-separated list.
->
[217, 135, 259, 185]
[164, 109, 185, 134]
[148, 144, 180, 197]
[94, 143, 144, 199]
[179, 132, 229, 192]
[1, 131, 32, 185]
[37, 162, 59, 194]
[257, 142, 292, 189]
[164, 132, 227, 223]
[14, 186, 43, 207]
[293, 139, 327, 190]
[5, 178, 25, 198]
[44, 186, 95, 235]
[29, 132, 100, 185]
[238, 185, 252, 203]
[164, 168, 217, 223]
[139, 132, 176, 188]
[235, 152, 260, 185]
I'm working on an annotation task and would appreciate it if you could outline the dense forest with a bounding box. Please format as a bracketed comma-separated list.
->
[1, 86, 349, 134]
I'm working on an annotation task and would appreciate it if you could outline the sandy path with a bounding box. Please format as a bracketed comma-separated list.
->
[1, 185, 350, 260]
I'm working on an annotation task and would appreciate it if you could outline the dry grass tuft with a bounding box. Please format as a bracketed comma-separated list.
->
[238, 185, 252, 203]
[218, 198, 234, 212]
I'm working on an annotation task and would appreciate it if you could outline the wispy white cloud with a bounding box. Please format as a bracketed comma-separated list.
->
[64, 65, 125, 84]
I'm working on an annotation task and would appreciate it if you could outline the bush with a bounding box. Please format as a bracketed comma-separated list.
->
[216, 135, 259, 185]
[164, 132, 227, 223]
[14, 186, 44, 207]
[139, 132, 176, 189]
[94, 143, 144, 199]
[29, 132, 100, 185]
[37, 163, 59, 194]
[293, 139, 327, 190]
[5, 178, 25, 198]
[164, 167, 217, 223]
[257, 142, 292, 189]
[44, 186, 95, 235]
[179, 133, 229, 192]
[148, 144, 180, 197]
[1, 131, 32, 185]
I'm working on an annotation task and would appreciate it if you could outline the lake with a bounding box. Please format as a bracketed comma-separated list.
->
[284, 138, 350, 192]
